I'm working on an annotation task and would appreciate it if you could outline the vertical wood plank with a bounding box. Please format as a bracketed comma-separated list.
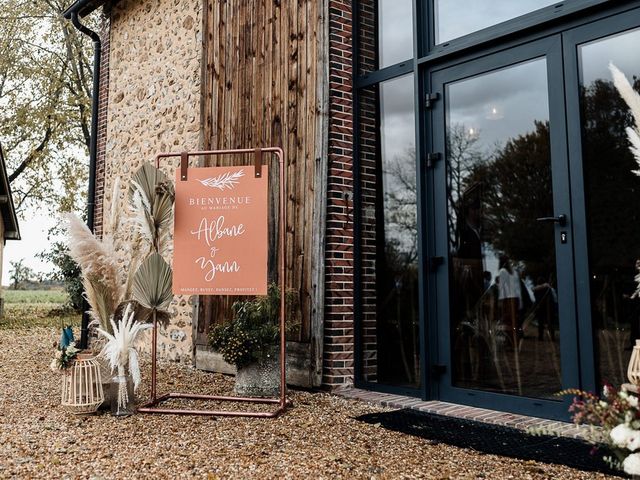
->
[199, 0, 324, 360]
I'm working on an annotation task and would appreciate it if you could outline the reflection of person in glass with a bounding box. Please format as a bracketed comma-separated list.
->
[453, 188, 484, 315]
[498, 255, 521, 344]
[533, 276, 558, 341]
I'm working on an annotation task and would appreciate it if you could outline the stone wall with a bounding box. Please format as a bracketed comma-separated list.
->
[102, 0, 203, 362]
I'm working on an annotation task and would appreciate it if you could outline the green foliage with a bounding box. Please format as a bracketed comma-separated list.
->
[4, 289, 68, 304]
[209, 284, 298, 368]
[0, 0, 96, 214]
[37, 241, 83, 310]
[8, 259, 35, 290]
[0, 303, 80, 330]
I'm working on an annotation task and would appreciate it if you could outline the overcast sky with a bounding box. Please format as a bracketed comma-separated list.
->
[435, 0, 558, 44]
[448, 57, 549, 155]
[3, 213, 59, 287]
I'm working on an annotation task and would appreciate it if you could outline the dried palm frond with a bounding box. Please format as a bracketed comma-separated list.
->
[154, 181, 175, 235]
[610, 63, 640, 174]
[122, 237, 144, 300]
[95, 303, 152, 409]
[128, 162, 168, 206]
[128, 165, 175, 256]
[132, 253, 173, 314]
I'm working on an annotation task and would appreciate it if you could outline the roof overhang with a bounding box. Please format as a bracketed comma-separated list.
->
[0, 146, 20, 241]
[63, 0, 113, 19]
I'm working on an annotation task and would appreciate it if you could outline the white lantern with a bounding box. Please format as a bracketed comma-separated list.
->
[628, 340, 640, 387]
[61, 353, 104, 414]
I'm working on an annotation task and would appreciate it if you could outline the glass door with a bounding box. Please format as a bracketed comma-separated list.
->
[429, 36, 579, 419]
[564, 11, 640, 393]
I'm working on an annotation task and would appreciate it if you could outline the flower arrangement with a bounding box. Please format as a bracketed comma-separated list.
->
[562, 386, 640, 475]
[50, 341, 80, 371]
[50, 325, 80, 371]
[209, 283, 298, 368]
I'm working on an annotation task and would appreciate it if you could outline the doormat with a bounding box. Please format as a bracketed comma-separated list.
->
[355, 409, 620, 477]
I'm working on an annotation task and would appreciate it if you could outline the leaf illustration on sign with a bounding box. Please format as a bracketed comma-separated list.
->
[197, 169, 245, 190]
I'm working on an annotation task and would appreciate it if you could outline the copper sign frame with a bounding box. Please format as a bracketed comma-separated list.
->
[137, 147, 290, 418]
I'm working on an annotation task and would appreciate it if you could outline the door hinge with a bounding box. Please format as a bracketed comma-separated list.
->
[425, 92, 440, 109]
[426, 152, 442, 168]
[431, 364, 447, 376]
[428, 256, 444, 270]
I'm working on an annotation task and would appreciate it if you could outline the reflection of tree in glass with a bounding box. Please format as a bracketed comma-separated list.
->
[446, 124, 485, 251]
[382, 148, 418, 264]
[464, 121, 553, 281]
[581, 77, 640, 386]
[581, 78, 640, 271]
[377, 147, 420, 387]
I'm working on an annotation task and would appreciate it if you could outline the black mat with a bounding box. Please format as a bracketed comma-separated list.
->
[356, 409, 622, 477]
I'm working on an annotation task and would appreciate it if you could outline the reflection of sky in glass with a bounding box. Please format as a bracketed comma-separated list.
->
[379, 0, 413, 68]
[447, 58, 548, 154]
[380, 74, 416, 257]
[381, 74, 415, 160]
[435, 0, 558, 44]
[579, 27, 640, 85]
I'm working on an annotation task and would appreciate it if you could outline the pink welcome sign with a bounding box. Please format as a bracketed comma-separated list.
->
[173, 165, 268, 295]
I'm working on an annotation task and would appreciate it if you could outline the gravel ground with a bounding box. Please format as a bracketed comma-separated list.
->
[0, 324, 620, 479]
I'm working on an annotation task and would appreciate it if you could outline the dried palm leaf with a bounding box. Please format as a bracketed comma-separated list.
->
[132, 253, 173, 313]
[128, 162, 168, 206]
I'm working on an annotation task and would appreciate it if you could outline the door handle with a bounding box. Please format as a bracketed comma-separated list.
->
[536, 214, 567, 226]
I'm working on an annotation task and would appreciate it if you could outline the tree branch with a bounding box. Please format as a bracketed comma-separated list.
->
[8, 124, 53, 184]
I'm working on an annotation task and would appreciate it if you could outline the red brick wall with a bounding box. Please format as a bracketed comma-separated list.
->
[93, 13, 110, 238]
[323, 0, 355, 388]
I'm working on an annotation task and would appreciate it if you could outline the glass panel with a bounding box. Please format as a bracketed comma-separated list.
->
[358, 0, 413, 74]
[446, 58, 562, 399]
[435, 0, 559, 44]
[358, 74, 420, 388]
[578, 27, 640, 387]
[379, 0, 413, 68]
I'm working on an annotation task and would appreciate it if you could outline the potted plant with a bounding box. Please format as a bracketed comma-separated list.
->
[209, 283, 296, 397]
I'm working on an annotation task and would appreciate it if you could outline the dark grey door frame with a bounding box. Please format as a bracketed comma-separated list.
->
[426, 35, 579, 420]
[562, 8, 640, 394]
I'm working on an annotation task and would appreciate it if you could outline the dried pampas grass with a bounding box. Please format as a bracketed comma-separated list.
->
[66, 213, 124, 333]
[610, 64, 640, 300]
[96, 303, 152, 409]
[610, 63, 640, 175]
